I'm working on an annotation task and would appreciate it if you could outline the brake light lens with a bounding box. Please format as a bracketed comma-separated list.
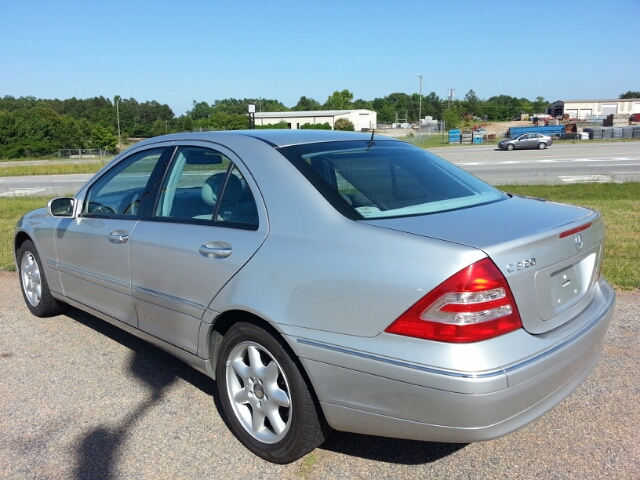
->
[385, 258, 522, 343]
[559, 222, 591, 238]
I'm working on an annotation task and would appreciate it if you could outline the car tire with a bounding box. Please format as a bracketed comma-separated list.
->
[216, 321, 329, 463]
[538, 142, 546, 150]
[17, 240, 66, 317]
[506, 144, 515, 151]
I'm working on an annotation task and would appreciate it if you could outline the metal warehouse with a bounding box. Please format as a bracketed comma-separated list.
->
[547, 98, 640, 120]
[254, 109, 377, 131]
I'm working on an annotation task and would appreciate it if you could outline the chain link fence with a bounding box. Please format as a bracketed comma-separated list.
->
[58, 148, 112, 158]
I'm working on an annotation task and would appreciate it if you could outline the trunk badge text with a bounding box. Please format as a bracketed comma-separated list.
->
[575, 233, 584, 251]
[507, 258, 536, 273]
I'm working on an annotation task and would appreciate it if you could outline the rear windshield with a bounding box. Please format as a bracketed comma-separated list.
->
[278, 140, 507, 219]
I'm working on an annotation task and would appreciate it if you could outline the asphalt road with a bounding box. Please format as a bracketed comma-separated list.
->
[0, 173, 92, 197]
[433, 141, 640, 185]
[1, 142, 640, 198]
[1, 271, 638, 479]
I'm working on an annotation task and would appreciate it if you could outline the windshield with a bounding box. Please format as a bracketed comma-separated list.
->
[278, 140, 507, 219]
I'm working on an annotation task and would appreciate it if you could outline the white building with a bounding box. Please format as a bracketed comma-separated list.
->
[254, 109, 377, 131]
[547, 98, 640, 119]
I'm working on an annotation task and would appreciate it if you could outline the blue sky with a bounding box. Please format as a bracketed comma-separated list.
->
[1, 0, 638, 116]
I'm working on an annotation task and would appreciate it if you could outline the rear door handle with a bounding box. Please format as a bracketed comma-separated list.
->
[199, 241, 232, 258]
[109, 230, 130, 244]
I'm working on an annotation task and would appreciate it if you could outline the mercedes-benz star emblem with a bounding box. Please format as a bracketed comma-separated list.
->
[575, 233, 583, 251]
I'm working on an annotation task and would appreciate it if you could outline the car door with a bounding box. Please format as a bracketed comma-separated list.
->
[55, 147, 169, 326]
[515, 134, 530, 149]
[129, 144, 268, 354]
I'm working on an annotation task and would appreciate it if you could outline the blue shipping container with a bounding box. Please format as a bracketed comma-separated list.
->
[508, 125, 565, 138]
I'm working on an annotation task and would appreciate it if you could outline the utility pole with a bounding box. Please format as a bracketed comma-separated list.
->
[417, 74, 422, 127]
[447, 88, 456, 109]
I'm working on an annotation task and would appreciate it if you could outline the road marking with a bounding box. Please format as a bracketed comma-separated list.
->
[458, 156, 640, 166]
[559, 175, 613, 184]
[0, 188, 47, 197]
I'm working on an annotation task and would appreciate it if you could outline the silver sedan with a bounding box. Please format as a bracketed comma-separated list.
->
[15, 130, 614, 464]
[499, 133, 554, 150]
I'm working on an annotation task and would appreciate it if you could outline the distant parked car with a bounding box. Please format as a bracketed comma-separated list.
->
[499, 133, 553, 150]
[15, 130, 613, 463]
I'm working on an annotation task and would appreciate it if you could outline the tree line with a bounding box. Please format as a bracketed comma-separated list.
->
[1, 89, 636, 158]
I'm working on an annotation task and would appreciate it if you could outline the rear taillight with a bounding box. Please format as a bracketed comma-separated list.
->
[385, 258, 522, 343]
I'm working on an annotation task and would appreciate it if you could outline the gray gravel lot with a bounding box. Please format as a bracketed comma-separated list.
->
[1, 270, 638, 479]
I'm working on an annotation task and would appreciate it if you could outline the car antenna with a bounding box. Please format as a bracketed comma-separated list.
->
[367, 128, 375, 150]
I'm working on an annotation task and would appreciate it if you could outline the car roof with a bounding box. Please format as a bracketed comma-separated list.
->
[138, 129, 401, 149]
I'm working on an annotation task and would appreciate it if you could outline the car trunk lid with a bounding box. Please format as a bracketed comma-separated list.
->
[362, 195, 604, 334]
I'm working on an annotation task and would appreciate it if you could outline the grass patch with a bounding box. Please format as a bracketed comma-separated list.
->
[0, 196, 50, 270]
[498, 182, 640, 290]
[0, 161, 107, 177]
[297, 451, 318, 478]
[2, 183, 638, 289]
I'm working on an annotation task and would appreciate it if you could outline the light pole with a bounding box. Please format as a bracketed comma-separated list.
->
[417, 74, 422, 129]
[115, 95, 122, 152]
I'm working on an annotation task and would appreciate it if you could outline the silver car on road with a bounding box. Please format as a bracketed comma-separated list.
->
[15, 130, 614, 463]
[499, 133, 553, 150]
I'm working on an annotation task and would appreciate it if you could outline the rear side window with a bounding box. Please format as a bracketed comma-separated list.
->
[154, 147, 258, 229]
[279, 140, 506, 219]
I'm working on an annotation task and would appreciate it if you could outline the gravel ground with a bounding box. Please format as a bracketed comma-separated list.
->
[1, 270, 638, 479]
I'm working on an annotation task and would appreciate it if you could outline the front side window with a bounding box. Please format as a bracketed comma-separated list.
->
[279, 140, 507, 220]
[154, 147, 258, 228]
[83, 148, 165, 216]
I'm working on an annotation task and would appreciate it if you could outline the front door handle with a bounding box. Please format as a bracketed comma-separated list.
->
[199, 241, 232, 258]
[109, 230, 130, 244]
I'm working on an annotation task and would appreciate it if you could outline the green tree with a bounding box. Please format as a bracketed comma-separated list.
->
[442, 108, 461, 130]
[183, 116, 194, 131]
[372, 97, 396, 123]
[352, 99, 373, 110]
[198, 112, 250, 130]
[324, 90, 354, 110]
[189, 100, 213, 120]
[334, 118, 354, 131]
[463, 89, 480, 116]
[620, 91, 640, 99]
[151, 119, 167, 137]
[91, 125, 117, 150]
[292, 96, 322, 111]
[423, 92, 443, 120]
[257, 99, 288, 112]
[532, 96, 548, 113]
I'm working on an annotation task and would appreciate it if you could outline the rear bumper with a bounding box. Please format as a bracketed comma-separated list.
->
[291, 279, 615, 442]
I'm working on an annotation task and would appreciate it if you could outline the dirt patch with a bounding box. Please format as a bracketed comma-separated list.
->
[377, 121, 534, 138]
[472, 120, 530, 132]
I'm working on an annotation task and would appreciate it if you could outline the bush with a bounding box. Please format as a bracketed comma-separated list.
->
[0, 139, 57, 158]
[255, 120, 290, 129]
[334, 118, 355, 131]
[300, 122, 332, 130]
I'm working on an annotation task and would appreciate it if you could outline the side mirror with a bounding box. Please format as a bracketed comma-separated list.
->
[47, 197, 76, 217]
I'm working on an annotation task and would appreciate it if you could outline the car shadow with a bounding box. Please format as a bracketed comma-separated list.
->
[64, 307, 217, 479]
[320, 432, 467, 464]
[64, 307, 465, 473]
